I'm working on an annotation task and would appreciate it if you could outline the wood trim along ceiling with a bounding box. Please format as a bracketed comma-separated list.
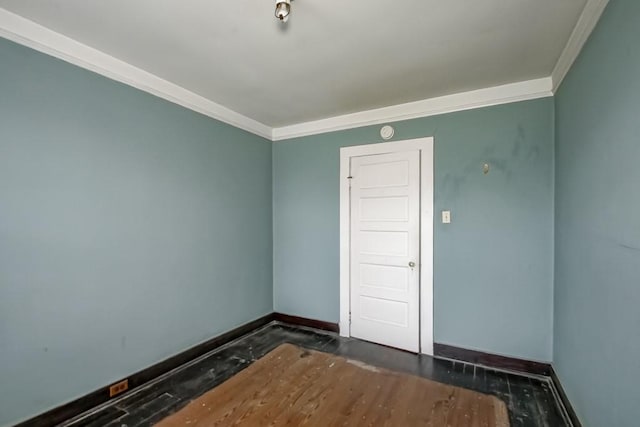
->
[0, 1, 609, 141]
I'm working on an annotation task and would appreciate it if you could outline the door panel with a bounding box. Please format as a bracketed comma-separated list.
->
[360, 264, 408, 292]
[359, 196, 409, 222]
[359, 296, 408, 326]
[358, 160, 409, 188]
[359, 230, 409, 256]
[350, 150, 420, 352]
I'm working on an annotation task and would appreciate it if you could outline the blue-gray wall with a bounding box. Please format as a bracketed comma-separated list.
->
[554, 1, 640, 426]
[273, 98, 555, 362]
[0, 38, 272, 426]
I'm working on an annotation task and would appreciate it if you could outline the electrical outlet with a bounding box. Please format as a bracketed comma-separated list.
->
[109, 379, 129, 397]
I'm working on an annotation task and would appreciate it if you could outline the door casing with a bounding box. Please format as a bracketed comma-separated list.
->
[339, 137, 434, 355]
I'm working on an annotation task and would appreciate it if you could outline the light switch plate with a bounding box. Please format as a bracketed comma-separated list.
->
[442, 210, 451, 224]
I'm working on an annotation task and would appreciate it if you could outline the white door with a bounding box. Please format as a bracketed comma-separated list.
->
[349, 150, 420, 353]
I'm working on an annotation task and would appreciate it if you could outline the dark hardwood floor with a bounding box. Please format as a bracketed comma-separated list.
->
[61, 323, 571, 427]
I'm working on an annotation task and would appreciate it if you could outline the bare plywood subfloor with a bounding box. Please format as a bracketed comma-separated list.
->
[155, 343, 509, 426]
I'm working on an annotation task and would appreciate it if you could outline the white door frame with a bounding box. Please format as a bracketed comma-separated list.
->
[339, 137, 434, 355]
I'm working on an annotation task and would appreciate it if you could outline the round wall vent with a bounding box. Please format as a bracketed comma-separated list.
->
[380, 125, 395, 140]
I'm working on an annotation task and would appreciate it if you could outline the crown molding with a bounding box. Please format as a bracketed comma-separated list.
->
[272, 78, 553, 141]
[1, 0, 608, 143]
[0, 8, 272, 140]
[551, 0, 610, 92]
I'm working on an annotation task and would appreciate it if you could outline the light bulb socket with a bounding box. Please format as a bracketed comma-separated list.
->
[275, 0, 291, 21]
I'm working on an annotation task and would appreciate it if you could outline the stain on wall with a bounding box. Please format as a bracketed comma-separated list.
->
[273, 98, 554, 362]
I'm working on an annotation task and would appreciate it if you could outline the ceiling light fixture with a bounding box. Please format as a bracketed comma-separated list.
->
[275, 0, 291, 22]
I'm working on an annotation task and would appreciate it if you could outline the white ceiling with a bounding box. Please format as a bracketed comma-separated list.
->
[0, 0, 588, 128]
